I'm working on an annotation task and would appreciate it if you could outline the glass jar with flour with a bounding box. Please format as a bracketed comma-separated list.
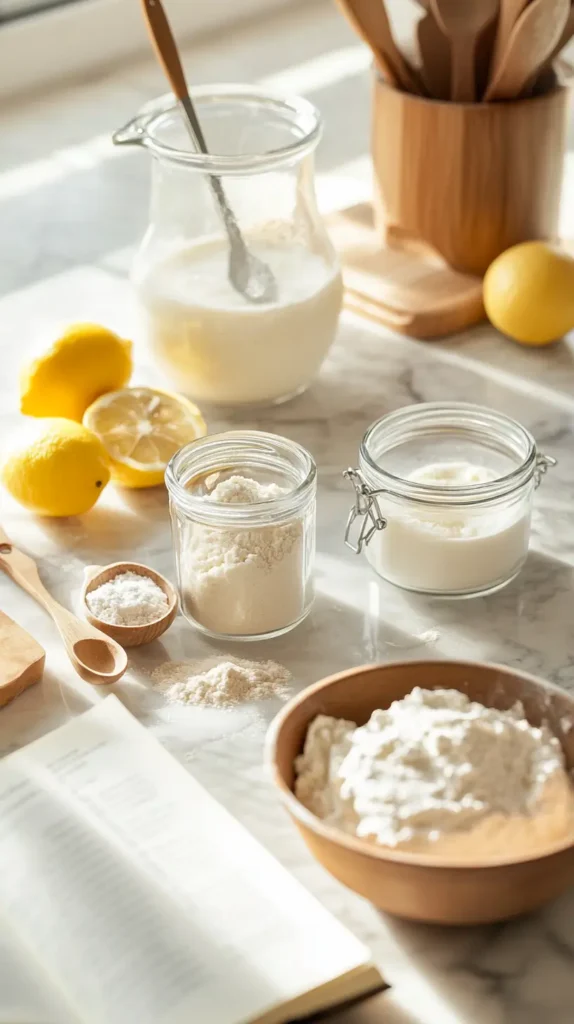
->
[344, 403, 556, 598]
[166, 431, 316, 640]
[113, 86, 342, 407]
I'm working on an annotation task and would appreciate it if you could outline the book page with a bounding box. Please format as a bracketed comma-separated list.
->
[0, 924, 77, 1023]
[0, 697, 373, 1024]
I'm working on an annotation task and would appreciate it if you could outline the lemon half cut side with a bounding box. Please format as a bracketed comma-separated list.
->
[83, 387, 207, 488]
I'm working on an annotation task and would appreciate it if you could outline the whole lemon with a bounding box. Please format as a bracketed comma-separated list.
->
[1, 418, 110, 517]
[20, 323, 133, 421]
[484, 242, 574, 346]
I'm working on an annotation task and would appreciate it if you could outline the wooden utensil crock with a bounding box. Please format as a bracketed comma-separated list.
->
[372, 78, 569, 275]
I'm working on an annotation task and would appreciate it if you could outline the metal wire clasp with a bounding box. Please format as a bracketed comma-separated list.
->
[343, 468, 387, 554]
[534, 453, 557, 488]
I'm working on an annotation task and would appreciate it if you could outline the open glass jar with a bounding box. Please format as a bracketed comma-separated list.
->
[166, 431, 316, 640]
[345, 403, 556, 598]
[113, 86, 342, 407]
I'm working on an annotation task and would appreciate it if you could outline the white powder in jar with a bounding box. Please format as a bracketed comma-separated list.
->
[366, 461, 531, 594]
[86, 571, 169, 626]
[151, 655, 291, 708]
[182, 474, 307, 637]
[294, 687, 574, 860]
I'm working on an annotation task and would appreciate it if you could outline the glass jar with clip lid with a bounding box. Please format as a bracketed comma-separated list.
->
[344, 402, 556, 598]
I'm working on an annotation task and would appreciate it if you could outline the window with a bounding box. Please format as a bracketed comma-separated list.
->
[0, 0, 76, 20]
[0, 0, 293, 97]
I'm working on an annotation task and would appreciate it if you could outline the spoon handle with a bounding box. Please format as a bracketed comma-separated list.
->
[0, 526, 55, 615]
[451, 37, 476, 102]
[140, 0, 188, 101]
[139, 0, 276, 304]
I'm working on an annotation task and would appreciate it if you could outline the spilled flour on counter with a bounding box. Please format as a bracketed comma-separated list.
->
[151, 656, 292, 709]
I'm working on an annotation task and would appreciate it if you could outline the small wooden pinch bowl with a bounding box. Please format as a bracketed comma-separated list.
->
[267, 660, 574, 926]
[81, 561, 178, 648]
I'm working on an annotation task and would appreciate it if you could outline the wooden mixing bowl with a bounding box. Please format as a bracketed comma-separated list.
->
[267, 661, 574, 925]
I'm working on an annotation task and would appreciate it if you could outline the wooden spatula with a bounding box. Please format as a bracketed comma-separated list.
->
[336, 0, 424, 93]
[430, 0, 499, 101]
[485, 0, 570, 100]
[0, 610, 45, 707]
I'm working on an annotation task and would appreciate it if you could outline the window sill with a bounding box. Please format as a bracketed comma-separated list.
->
[0, 0, 295, 99]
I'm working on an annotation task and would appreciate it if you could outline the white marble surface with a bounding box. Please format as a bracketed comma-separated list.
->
[1, 2, 574, 1021]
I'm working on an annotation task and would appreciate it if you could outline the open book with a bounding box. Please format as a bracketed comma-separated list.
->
[0, 696, 384, 1024]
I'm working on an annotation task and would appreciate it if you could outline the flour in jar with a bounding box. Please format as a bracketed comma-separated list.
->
[366, 461, 531, 594]
[135, 239, 342, 405]
[182, 474, 307, 637]
[295, 687, 574, 860]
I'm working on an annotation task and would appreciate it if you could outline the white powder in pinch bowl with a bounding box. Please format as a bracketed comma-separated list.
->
[87, 571, 169, 626]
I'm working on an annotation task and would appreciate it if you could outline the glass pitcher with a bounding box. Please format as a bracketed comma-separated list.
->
[113, 85, 343, 407]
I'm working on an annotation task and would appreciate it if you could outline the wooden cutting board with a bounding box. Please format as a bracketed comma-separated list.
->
[0, 610, 45, 707]
[328, 202, 485, 339]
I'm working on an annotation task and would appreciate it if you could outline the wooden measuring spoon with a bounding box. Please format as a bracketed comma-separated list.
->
[0, 528, 127, 685]
[430, 0, 499, 102]
[336, 0, 424, 93]
[485, 0, 570, 100]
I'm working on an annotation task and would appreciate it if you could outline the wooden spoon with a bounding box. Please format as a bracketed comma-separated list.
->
[335, 0, 424, 93]
[525, 4, 574, 94]
[491, 0, 531, 73]
[417, 12, 451, 99]
[485, 0, 570, 100]
[430, 0, 499, 102]
[0, 528, 127, 685]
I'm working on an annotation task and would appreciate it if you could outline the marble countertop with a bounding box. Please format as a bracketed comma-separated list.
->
[1, 2, 574, 1019]
[1, 301, 573, 1024]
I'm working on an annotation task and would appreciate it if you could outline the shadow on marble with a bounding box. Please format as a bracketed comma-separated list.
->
[412, 550, 574, 690]
[326, 989, 420, 1023]
[0, 665, 92, 756]
[377, 883, 574, 1024]
[117, 484, 170, 519]
[37, 500, 166, 558]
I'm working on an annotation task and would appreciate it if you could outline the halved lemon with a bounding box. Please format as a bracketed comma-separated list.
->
[83, 387, 207, 488]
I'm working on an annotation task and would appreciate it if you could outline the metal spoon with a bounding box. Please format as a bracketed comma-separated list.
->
[141, 0, 277, 305]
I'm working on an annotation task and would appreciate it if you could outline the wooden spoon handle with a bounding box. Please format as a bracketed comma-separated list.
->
[140, 0, 189, 101]
[451, 38, 476, 102]
[0, 528, 57, 616]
